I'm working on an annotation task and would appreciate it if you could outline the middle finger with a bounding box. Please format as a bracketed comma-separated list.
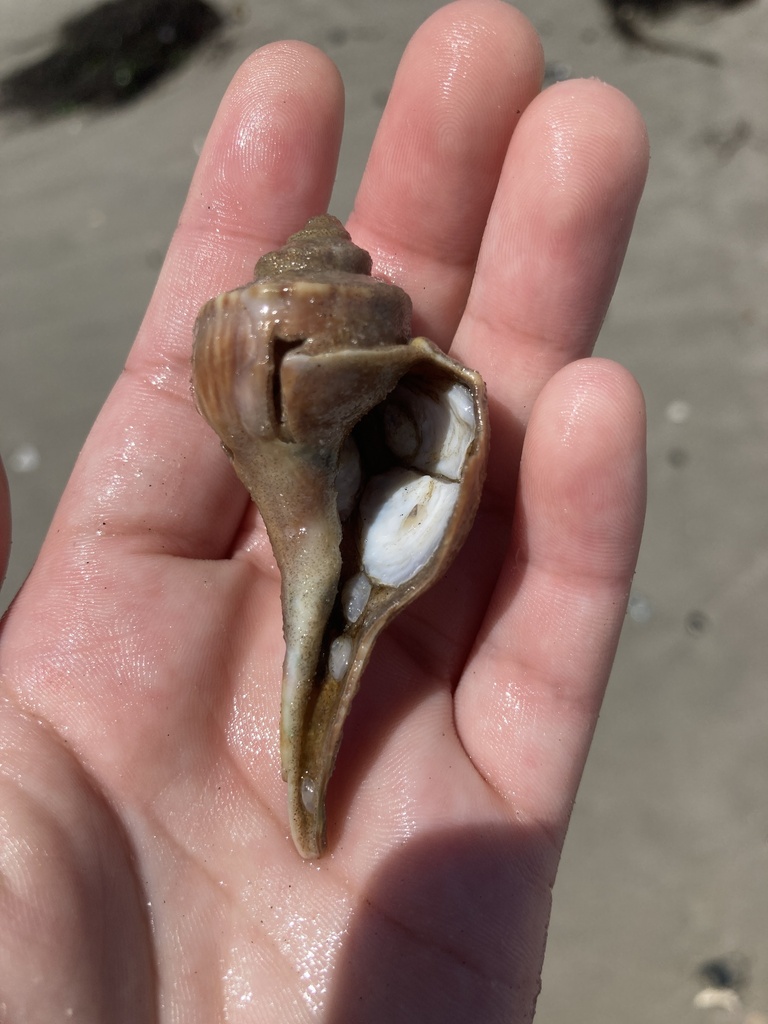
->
[348, 0, 544, 345]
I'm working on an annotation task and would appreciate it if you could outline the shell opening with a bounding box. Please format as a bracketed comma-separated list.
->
[346, 375, 476, 588]
[192, 215, 489, 860]
[383, 380, 476, 482]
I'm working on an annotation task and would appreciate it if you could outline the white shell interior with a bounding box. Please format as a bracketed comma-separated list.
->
[342, 572, 372, 623]
[383, 380, 476, 482]
[355, 379, 475, 590]
[360, 471, 460, 586]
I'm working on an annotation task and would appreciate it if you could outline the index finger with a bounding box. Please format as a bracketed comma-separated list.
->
[348, 0, 544, 345]
[43, 43, 345, 561]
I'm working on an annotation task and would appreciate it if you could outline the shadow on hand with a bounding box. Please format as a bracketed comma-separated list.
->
[325, 823, 557, 1024]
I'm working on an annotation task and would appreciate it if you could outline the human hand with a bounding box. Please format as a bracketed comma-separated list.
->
[0, 2, 648, 1020]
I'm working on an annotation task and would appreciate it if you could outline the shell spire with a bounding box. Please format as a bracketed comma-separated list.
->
[192, 215, 489, 857]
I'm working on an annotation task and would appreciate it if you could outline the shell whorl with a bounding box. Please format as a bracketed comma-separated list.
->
[254, 214, 372, 277]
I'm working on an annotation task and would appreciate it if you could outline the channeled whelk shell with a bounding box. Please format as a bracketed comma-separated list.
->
[192, 215, 489, 858]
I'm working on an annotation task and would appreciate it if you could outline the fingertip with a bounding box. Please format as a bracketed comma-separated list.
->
[522, 76, 650, 206]
[133, 40, 346, 371]
[547, 76, 649, 149]
[538, 356, 647, 449]
[521, 357, 647, 578]
[188, 40, 345, 241]
[417, 0, 545, 80]
[528, 356, 647, 476]
[230, 39, 344, 96]
[224, 39, 345, 150]
[553, 76, 649, 170]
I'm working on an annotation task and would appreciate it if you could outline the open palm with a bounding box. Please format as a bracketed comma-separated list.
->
[0, 2, 648, 1021]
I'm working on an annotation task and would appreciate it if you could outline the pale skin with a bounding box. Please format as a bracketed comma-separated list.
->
[0, 2, 649, 1021]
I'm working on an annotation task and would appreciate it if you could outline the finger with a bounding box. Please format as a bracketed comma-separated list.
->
[48, 43, 345, 560]
[345, 81, 647, 706]
[456, 359, 646, 842]
[136, 43, 344, 376]
[453, 79, 648, 502]
[348, 0, 544, 344]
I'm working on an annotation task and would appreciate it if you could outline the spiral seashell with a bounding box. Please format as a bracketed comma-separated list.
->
[192, 215, 489, 858]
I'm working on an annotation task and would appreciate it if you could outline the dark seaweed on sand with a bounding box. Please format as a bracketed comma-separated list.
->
[0, 0, 223, 117]
[604, 0, 755, 63]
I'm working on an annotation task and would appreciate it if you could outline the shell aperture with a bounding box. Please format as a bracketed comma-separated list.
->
[192, 215, 489, 858]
